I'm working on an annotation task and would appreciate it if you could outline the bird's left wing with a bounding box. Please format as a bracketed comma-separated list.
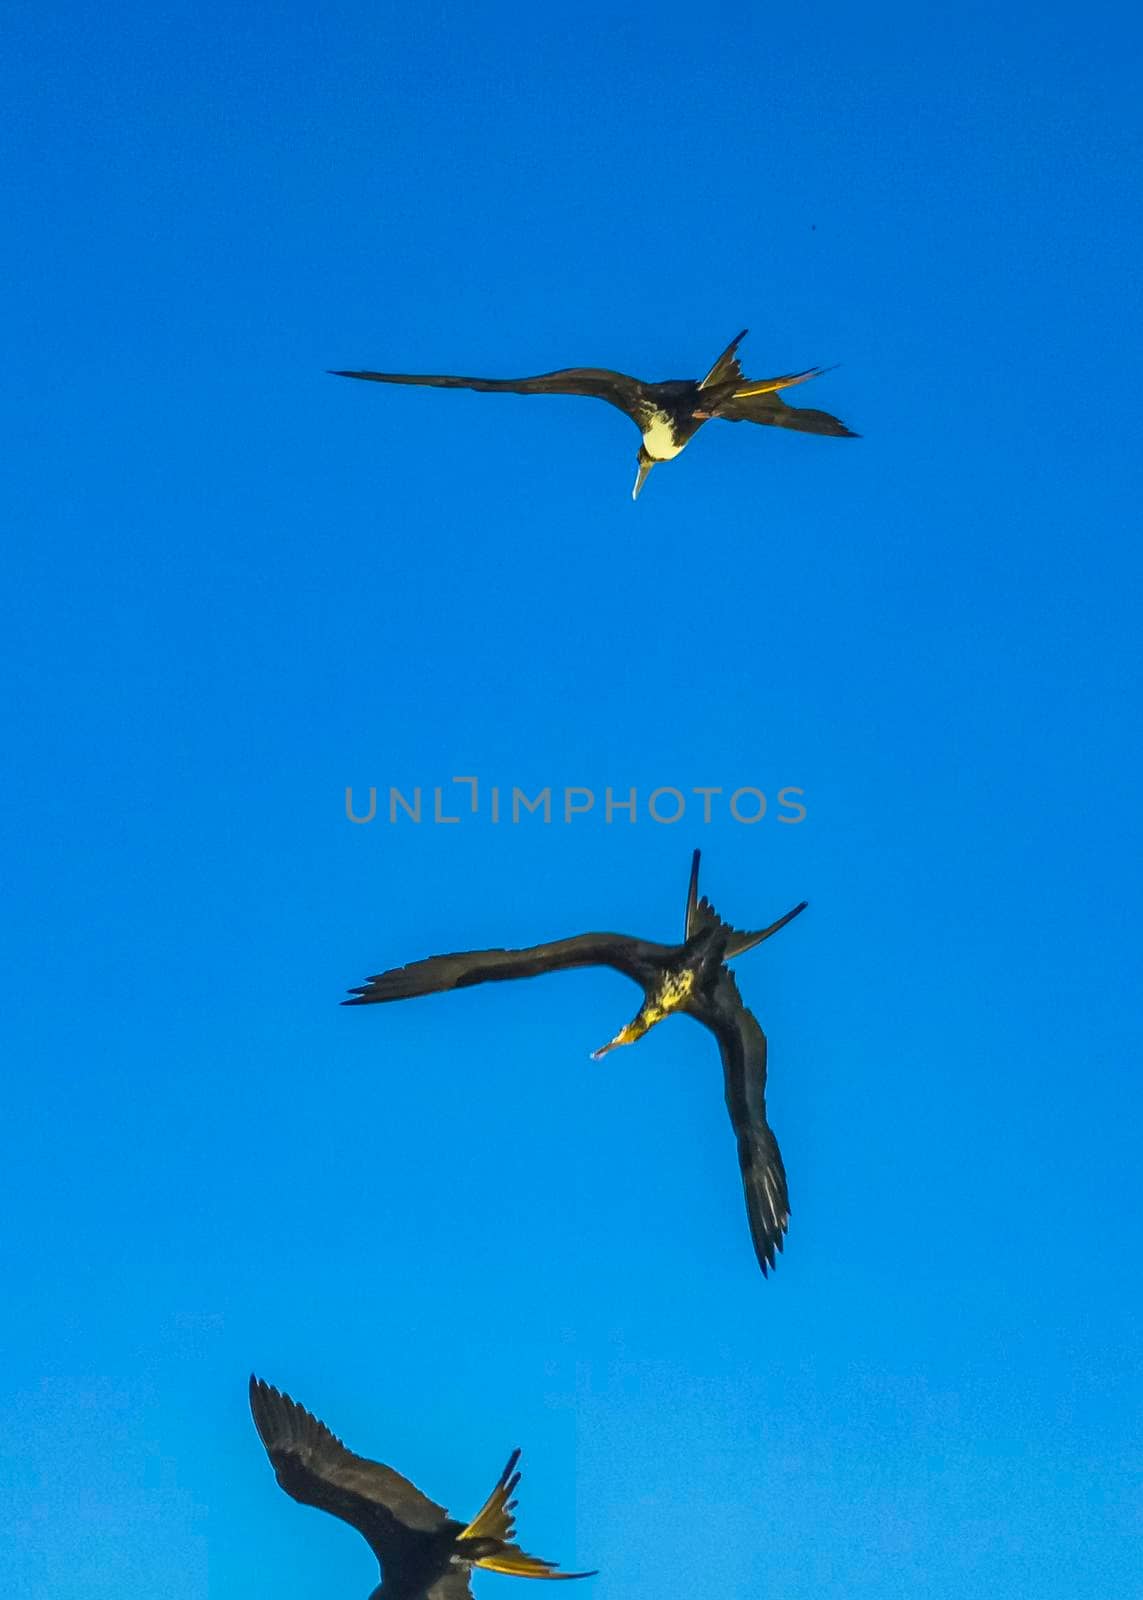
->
[330, 366, 648, 423]
[704, 974, 791, 1277]
[344, 934, 659, 1005]
[249, 1377, 449, 1562]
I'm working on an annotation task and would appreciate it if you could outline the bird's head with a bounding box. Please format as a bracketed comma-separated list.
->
[632, 445, 656, 501]
[591, 1003, 664, 1059]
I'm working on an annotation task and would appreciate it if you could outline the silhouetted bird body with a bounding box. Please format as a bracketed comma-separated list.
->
[249, 1377, 595, 1600]
[331, 330, 857, 498]
[345, 851, 807, 1277]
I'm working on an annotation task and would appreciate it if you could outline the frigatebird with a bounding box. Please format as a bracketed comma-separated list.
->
[249, 1376, 595, 1600]
[344, 851, 807, 1277]
[330, 329, 857, 499]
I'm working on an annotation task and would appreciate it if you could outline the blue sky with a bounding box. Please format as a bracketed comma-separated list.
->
[2, 2, 1142, 1597]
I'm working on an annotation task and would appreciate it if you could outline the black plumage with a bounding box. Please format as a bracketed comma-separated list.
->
[345, 851, 807, 1278]
[249, 1377, 595, 1600]
[331, 329, 857, 498]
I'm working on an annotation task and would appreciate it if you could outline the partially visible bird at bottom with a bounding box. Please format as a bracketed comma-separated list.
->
[249, 1376, 596, 1600]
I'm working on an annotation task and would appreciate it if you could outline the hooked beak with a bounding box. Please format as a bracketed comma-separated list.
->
[632, 451, 655, 501]
[590, 1022, 641, 1060]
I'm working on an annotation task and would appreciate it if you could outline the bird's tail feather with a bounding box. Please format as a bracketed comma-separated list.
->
[722, 900, 809, 959]
[472, 1550, 589, 1580]
[459, 1451, 521, 1546]
[732, 364, 834, 398]
[458, 1453, 596, 1581]
[685, 850, 807, 957]
[699, 329, 748, 389]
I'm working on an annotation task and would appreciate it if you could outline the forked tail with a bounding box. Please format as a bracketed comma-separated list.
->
[458, 1451, 596, 1581]
[684, 849, 808, 957]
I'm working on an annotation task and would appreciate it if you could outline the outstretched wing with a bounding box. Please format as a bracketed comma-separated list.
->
[460, 1451, 597, 1582]
[683, 851, 808, 960]
[701, 975, 791, 1277]
[330, 365, 648, 423]
[249, 1377, 449, 1569]
[718, 380, 858, 437]
[344, 934, 661, 1005]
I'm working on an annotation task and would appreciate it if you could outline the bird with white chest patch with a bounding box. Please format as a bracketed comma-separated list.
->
[331, 329, 858, 500]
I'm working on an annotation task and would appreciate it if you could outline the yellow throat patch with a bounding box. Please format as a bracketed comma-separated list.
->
[649, 967, 697, 1019]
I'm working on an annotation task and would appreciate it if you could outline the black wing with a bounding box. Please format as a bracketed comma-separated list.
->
[249, 1377, 450, 1570]
[700, 975, 791, 1277]
[717, 385, 858, 437]
[344, 934, 664, 1005]
[330, 365, 648, 424]
[683, 850, 808, 960]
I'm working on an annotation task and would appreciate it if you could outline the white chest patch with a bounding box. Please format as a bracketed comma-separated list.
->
[641, 415, 685, 461]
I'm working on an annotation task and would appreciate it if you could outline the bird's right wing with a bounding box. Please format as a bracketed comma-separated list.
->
[330, 366, 648, 422]
[705, 976, 791, 1277]
[343, 934, 659, 1005]
[249, 1377, 449, 1564]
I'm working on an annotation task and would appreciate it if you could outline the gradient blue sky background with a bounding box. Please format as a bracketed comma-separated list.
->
[3, 3, 1142, 1597]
